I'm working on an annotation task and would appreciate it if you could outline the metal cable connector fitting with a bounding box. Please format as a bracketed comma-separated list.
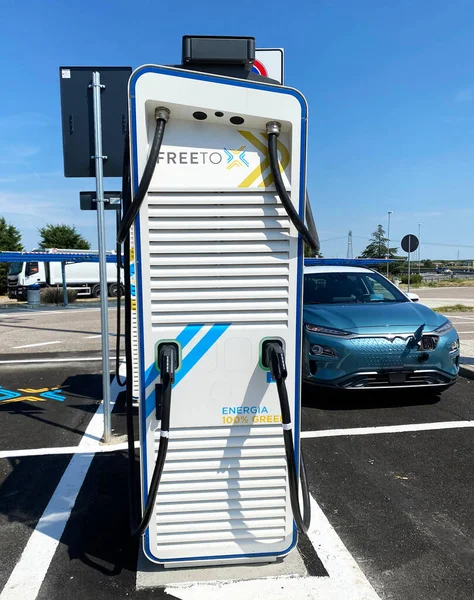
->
[266, 121, 281, 136]
[155, 106, 171, 122]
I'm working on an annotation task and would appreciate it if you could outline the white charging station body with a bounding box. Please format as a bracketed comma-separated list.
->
[129, 65, 307, 567]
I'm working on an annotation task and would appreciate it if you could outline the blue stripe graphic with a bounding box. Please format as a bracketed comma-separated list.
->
[144, 324, 204, 387]
[176, 324, 204, 348]
[173, 324, 229, 387]
[145, 323, 230, 418]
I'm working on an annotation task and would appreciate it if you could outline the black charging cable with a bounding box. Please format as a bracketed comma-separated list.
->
[116, 130, 140, 527]
[266, 121, 319, 253]
[117, 107, 170, 245]
[115, 129, 131, 389]
[263, 341, 311, 534]
[132, 344, 177, 537]
[304, 190, 320, 253]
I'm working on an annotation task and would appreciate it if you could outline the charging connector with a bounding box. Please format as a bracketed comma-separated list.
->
[155, 343, 178, 421]
[262, 340, 287, 378]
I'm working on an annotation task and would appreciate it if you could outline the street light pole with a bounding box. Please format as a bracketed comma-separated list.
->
[387, 211, 393, 277]
[418, 222, 422, 274]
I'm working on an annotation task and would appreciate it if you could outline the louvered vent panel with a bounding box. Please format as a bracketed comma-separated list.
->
[146, 193, 290, 326]
[153, 425, 288, 553]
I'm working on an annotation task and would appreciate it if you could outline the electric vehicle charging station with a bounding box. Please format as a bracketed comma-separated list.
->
[119, 36, 318, 568]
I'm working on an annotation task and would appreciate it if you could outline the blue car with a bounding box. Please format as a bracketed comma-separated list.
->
[303, 266, 460, 390]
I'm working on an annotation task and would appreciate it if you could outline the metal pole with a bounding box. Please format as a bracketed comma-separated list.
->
[61, 262, 68, 307]
[408, 237, 411, 293]
[91, 71, 112, 443]
[387, 211, 392, 277]
[418, 223, 422, 274]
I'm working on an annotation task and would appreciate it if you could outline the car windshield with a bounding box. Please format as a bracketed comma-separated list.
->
[304, 271, 408, 305]
[7, 263, 23, 276]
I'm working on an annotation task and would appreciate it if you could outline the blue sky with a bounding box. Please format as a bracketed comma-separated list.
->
[1, 0, 474, 259]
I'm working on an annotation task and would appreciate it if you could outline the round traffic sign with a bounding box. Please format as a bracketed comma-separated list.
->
[401, 234, 419, 253]
[251, 59, 268, 77]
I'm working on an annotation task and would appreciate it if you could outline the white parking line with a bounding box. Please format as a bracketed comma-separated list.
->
[448, 315, 474, 321]
[0, 308, 102, 317]
[0, 440, 135, 460]
[165, 495, 380, 600]
[4, 420, 472, 459]
[0, 356, 122, 365]
[12, 341, 61, 349]
[301, 420, 474, 439]
[0, 376, 122, 600]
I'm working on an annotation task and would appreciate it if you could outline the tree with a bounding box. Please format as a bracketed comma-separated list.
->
[422, 259, 434, 269]
[0, 217, 23, 295]
[361, 225, 398, 259]
[38, 224, 91, 250]
[361, 224, 403, 275]
[304, 244, 323, 259]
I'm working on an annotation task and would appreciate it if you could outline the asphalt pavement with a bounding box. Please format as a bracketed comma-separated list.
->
[302, 379, 474, 600]
[1, 305, 474, 599]
[0, 307, 122, 358]
[416, 286, 474, 308]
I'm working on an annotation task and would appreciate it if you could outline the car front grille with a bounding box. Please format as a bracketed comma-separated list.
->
[349, 335, 439, 369]
[341, 370, 451, 389]
[350, 337, 414, 368]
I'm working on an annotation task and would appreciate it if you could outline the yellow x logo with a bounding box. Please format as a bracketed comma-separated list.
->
[237, 131, 290, 188]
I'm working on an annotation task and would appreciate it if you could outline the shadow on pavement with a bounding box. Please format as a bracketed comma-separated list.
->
[302, 383, 443, 411]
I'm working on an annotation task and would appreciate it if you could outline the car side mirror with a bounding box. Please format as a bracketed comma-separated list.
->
[406, 292, 419, 303]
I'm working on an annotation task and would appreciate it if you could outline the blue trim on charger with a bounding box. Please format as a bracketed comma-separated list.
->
[131, 64, 307, 564]
[290, 104, 307, 540]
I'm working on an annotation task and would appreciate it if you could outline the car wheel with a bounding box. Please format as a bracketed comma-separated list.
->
[91, 284, 101, 298]
[108, 283, 124, 297]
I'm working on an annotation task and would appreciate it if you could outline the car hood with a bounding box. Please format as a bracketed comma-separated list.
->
[303, 302, 445, 334]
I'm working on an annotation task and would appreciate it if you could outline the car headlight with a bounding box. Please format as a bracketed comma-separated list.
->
[305, 324, 352, 337]
[310, 344, 338, 358]
[434, 320, 454, 335]
[449, 339, 460, 353]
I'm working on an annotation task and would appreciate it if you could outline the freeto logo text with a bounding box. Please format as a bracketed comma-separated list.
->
[157, 151, 223, 165]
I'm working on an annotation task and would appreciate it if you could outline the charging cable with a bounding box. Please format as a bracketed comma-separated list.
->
[263, 340, 311, 533]
[266, 121, 319, 252]
[132, 343, 177, 537]
[117, 107, 170, 244]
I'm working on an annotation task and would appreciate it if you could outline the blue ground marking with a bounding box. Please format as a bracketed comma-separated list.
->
[39, 390, 66, 402]
[0, 387, 22, 402]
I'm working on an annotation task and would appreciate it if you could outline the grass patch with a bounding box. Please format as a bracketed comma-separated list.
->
[399, 278, 474, 289]
[425, 279, 474, 288]
[433, 304, 474, 313]
[41, 287, 77, 304]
